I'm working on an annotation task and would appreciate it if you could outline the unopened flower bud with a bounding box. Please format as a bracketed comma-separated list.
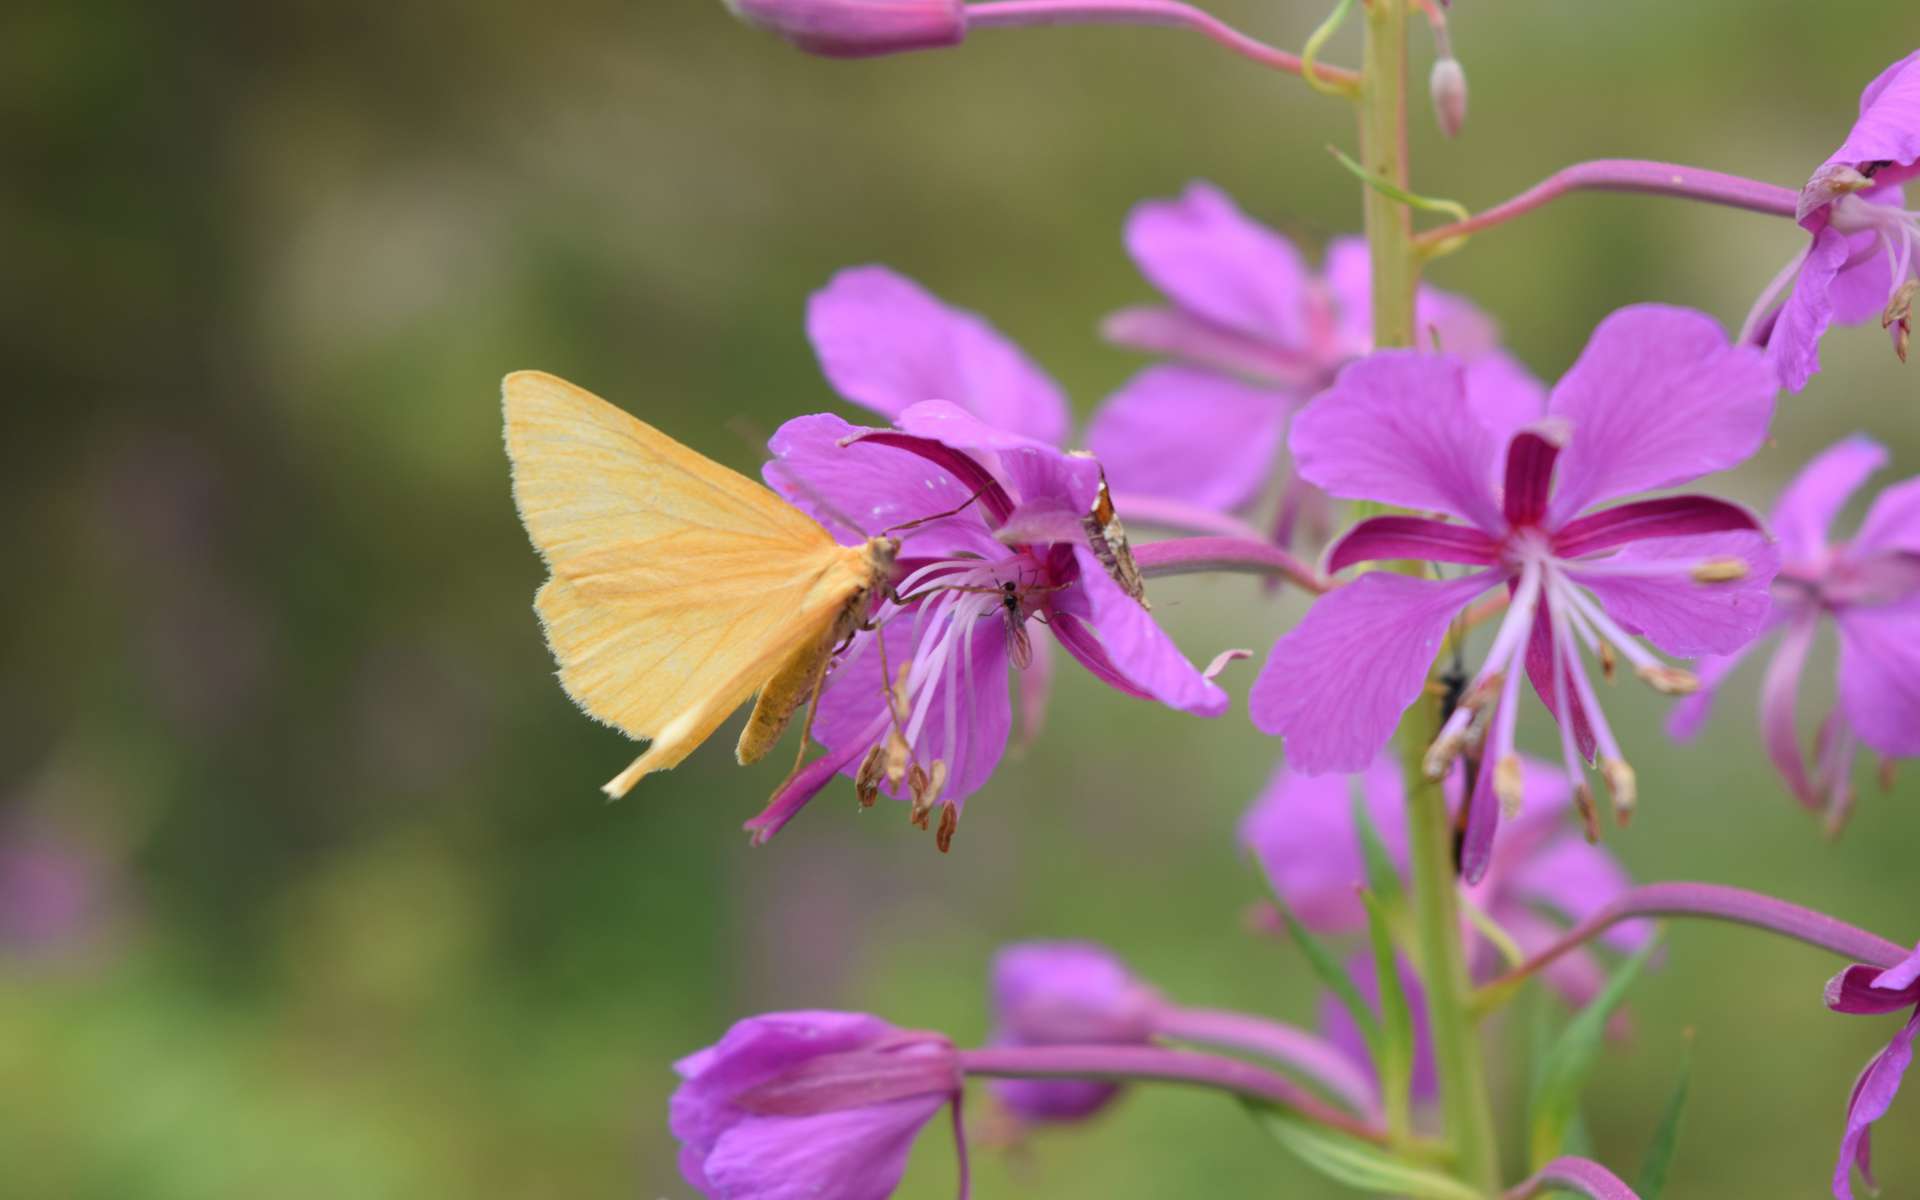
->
[1636, 664, 1700, 696]
[1601, 757, 1637, 825]
[1691, 557, 1750, 584]
[724, 0, 966, 59]
[1494, 754, 1524, 820]
[1429, 57, 1468, 139]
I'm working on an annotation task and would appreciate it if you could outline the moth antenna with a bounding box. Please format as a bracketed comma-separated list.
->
[877, 482, 995, 536]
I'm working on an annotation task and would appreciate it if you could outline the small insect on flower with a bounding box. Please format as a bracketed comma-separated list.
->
[502, 371, 899, 800]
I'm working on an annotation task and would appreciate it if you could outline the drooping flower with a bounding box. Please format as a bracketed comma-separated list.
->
[670, 1010, 966, 1200]
[1242, 754, 1650, 1007]
[1250, 305, 1780, 878]
[1747, 49, 1920, 391]
[744, 400, 1228, 845]
[987, 942, 1160, 1121]
[1669, 435, 1920, 831]
[1825, 942, 1920, 1200]
[1088, 182, 1541, 536]
[985, 939, 1380, 1122]
[724, 0, 965, 58]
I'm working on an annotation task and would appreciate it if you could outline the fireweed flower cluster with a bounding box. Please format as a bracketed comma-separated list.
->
[1670, 435, 1920, 830]
[1091, 182, 1540, 543]
[1251, 305, 1780, 876]
[613, 8, 1920, 1199]
[1751, 49, 1920, 390]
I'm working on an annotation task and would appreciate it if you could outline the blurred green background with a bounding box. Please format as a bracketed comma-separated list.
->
[3, 1, 1917, 1196]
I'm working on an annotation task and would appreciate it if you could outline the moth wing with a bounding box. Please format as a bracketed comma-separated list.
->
[504, 370, 865, 794]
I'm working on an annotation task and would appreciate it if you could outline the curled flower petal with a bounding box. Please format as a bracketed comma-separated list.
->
[1834, 1011, 1920, 1200]
[1054, 545, 1228, 717]
[1811, 50, 1920, 203]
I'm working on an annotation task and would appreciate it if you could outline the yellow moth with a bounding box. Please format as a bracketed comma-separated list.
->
[502, 371, 898, 799]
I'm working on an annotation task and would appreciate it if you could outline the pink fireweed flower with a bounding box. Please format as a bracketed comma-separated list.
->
[670, 1010, 966, 1200]
[1748, 49, 1920, 390]
[1089, 182, 1542, 534]
[987, 940, 1381, 1121]
[1825, 942, 1920, 1200]
[744, 400, 1228, 845]
[1669, 435, 1920, 831]
[1250, 306, 1780, 869]
[1243, 755, 1650, 1003]
[988, 942, 1160, 1122]
[724, 0, 965, 58]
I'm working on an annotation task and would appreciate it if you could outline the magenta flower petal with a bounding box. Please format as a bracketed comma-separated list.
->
[1854, 476, 1920, 557]
[1771, 435, 1889, 563]
[1877, 945, 1920, 993]
[1251, 570, 1496, 773]
[1827, 964, 1920, 1016]
[766, 412, 1001, 554]
[1553, 495, 1763, 559]
[1761, 614, 1821, 807]
[1056, 545, 1228, 717]
[1318, 952, 1438, 1105]
[1834, 1011, 1920, 1200]
[672, 1011, 958, 1200]
[1814, 50, 1920, 197]
[1767, 226, 1855, 393]
[1461, 351, 1549, 442]
[807, 266, 1069, 445]
[1326, 514, 1500, 573]
[1084, 366, 1290, 511]
[893, 399, 1102, 517]
[1239, 754, 1407, 934]
[1289, 352, 1505, 529]
[1124, 182, 1312, 347]
[1565, 530, 1780, 657]
[1545, 305, 1776, 522]
[1836, 598, 1920, 756]
[1506, 838, 1652, 955]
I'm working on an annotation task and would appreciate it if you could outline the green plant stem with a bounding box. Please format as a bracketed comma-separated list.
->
[1359, 0, 1502, 1193]
[1359, 0, 1416, 349]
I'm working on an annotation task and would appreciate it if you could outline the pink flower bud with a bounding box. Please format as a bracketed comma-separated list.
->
[1429, 56, 1468, 139]
[724, 0, 966, 58]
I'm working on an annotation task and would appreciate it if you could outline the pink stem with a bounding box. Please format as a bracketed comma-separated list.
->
[1486, 882, 1908, 996]
[964, 0, 1359, 88]
[1132, 535, 1331, 594]
[1154, 1005, 1381, 1119]
[1508, 1156, 1643, 1200]
[1413, 159, 1800, 250]
[955, 1044, 1387, 1142]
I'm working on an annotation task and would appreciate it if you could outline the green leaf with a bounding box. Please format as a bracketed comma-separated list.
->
[1360, 889, 1413, 1136]
[1246, 1104, 1481, 1200]
[1635, 1032, 1693, 1200]
[1256, 867, 1379, 1053]
[1325, 145, 1471, 222]
[1527, 934, 1662, 1169]
[1350, 785, 1405, 910]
